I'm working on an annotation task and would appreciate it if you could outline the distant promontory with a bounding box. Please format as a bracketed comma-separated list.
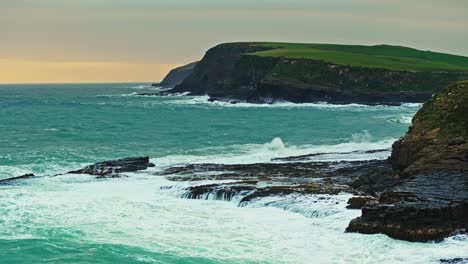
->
[147, 42, 468, 105]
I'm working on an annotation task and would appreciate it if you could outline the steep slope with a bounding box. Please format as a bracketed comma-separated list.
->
[170, 42, 468, 104]
[391, 80, 468, 176]
[154, 61, 198, 88]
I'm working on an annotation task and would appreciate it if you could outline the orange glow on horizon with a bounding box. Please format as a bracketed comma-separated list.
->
[0, 60, 179, 84]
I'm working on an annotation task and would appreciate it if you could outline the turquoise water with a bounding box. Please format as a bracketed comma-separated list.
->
[0, 83, 466, 263]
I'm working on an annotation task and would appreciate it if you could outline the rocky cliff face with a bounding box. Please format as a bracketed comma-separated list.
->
[390, 80, 468, 176]
[170, 43, 468, 104]
[347, 81, 468, 242]
[156, 61, 198, 88]
[171, 43, 269, 95]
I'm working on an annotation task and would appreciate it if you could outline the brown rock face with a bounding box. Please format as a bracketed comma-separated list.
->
[390, 81, 468, 176]
[390, 130, 468, 177]
[346, 196, 378, 209]
[347, 81, 468, 242]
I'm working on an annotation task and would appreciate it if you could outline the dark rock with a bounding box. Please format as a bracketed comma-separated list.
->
[390, 81, 468, 176]
[154, 61, 198, 88]
[0, 174, 36, 185]
[158, 159, 393, 190]
[182, 180, 354, 205]
[184, 181, 258, 201]
[271, 149, 391, 162]
[346, 171, 468, 242]
[448, 137, 466, 146]
[346, 196, 378, 209]
[239, 183, 354, 204]
[158, 159, 394, 207]
[68, 156, 155, 176]
[440, 258, 468, 264]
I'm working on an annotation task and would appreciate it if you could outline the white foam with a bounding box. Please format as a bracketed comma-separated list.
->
[152, 135, 395, 172]
[0, 174, 465, 263]
[164, 96, 423, 111]
[127, 84, 153, 89]
[401, 102, 423, 107]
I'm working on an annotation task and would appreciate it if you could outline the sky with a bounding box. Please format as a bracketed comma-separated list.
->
[1, 0, 467, 83]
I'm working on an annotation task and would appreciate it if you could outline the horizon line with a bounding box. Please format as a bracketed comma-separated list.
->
[0, 81, 160, 85]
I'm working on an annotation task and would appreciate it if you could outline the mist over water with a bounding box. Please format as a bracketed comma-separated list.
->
[1, 83, 465, 263]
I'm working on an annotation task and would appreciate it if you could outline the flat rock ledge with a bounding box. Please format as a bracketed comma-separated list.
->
[157, 159, 394, 207]
[346, 171, 468, 242]
[68, 156, 155, 177]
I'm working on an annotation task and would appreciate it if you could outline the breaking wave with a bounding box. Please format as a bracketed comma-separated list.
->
[163, 95, 422, 110]
[152, 134, 395, 172]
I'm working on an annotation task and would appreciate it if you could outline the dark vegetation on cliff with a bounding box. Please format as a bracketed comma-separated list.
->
[163, 42, 468, 104]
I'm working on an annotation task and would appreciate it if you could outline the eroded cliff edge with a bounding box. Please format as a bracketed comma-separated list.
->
[167, 43, 468, 105]
[347, 80, 468, 242]
[154, 61, 198, 88]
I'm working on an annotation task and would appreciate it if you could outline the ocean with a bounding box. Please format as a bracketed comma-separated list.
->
[0, 83, 466, 263]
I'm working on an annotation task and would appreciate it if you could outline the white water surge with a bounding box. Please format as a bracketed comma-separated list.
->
[1, 172, 467, 264]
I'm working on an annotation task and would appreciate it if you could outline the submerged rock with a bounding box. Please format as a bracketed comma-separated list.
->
[440, 258, 468, 264]
[0, 173, 36, 185]
[68, 156, 155, 177]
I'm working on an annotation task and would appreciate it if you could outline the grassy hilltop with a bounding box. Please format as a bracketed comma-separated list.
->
[412, 80, 468, 139]
[249, 43, 468, 72]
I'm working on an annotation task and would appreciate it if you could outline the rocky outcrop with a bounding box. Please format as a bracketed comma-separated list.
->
[347, 81, 468, 242]
[154, 61, 198, 88]
[157, 159, 393, 206]
[346, 171, 468, 242]
[68, 156, 155, 177]
[390, 80, 468, 176]
[167, 43, 468, 105]
[0, 173, 36, 185]
[0, 157, 156, 184]
[346, 196, 378, 209]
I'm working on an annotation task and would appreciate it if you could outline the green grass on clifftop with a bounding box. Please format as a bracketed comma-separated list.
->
[413, 80, 468, 139]
[249, 43, 468, 72]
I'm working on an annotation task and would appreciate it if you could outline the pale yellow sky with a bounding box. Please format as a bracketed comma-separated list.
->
[0, 60, 178, 84]
[1, 0, 467, 83]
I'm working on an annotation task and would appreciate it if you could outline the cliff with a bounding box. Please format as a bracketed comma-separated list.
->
[169, 42, 468, 104]
[391, 80, 468, 176]
[154, 61, 198, 88]
[347, 81, 468, 242]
